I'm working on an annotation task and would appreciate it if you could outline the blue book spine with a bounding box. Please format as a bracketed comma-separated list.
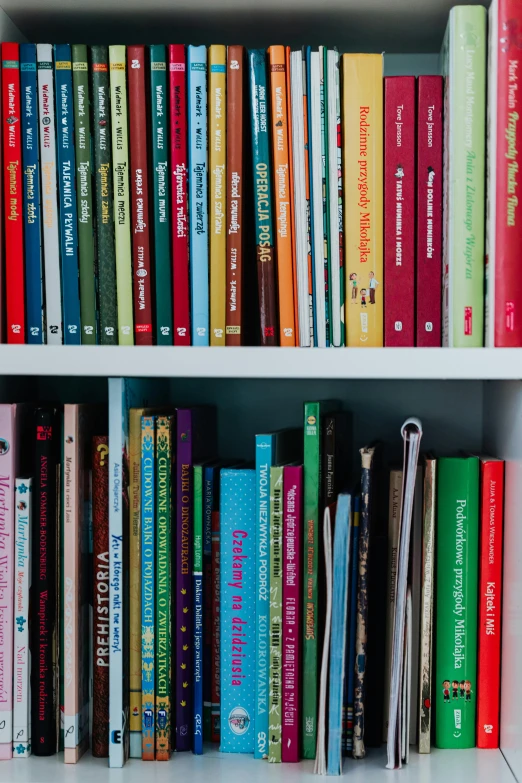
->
[344, 495, 360, 754]
[20, 44, 44, 344]
[187, 45, 209, 346]
[141, 416, 155, 759]
[220, 468, 256, 753]
[54, 43, 81, 344]
[254, 435, 273, 758]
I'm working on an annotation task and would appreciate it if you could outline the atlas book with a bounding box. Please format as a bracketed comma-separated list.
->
[141, 415, 155, 761]
[13, 477, 32, 757]
[209, 44, 227, 346]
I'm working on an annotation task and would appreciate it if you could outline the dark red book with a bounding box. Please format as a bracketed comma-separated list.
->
[384, 76, 415, 347]
[2, 43, 25, 344]
[169, 44, 190, 345]
[92, 435, 110, 758]
[211, 509, 220, 743]
[416, 76, 443, 346]
[127, 45, 153, 344]
[477, 457, 504, 749]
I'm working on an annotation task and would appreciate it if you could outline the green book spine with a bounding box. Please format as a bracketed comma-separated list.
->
[435, 456, 479, 748]
[269, 465, 283, 762]
[302, 401, 320, 758]
[150, 45, 173, 345]
[109, 45, 134, 345]
[91, 46, 118, 345]
[155, 416, 172, 760]
[72, 45, 97, 344]
[441, 6, 486, 347]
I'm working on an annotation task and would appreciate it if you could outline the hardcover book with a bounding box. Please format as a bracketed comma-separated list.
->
[286, 46, 299, 346]
[308, 48, 326, 347]
[322, 412, 352, 508]
[202, 463, 221, 740]
[326, 48, 344, 347]
[209, 45, 227, 346]
[141, 416, 155, 761]
[13, 477, 32, 757]
[193, 464, 204, 754]
[320, 47, 330, 347]
[419, 458, 436, 753]
[268, 466, 284, 762]
[211, 506, 220, 743]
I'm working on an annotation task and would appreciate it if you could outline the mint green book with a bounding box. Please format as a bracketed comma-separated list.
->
[440, 6, 487, 347]
[268, 465, 283, 763]
[109, 45, 134, 345]
[435, 457, 479, 748]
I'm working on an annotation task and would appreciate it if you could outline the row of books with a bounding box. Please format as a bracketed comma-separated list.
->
[0, 2, 520, 348]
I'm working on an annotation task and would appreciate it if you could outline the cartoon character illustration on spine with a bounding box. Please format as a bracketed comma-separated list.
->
[350, 272, 358, 301]
[360, 288, 367, 307]
[442, 680, 450, 703]
[464, 681, 472, 702]
[368, 271, 379, 304]
[452, 680, 459, 700]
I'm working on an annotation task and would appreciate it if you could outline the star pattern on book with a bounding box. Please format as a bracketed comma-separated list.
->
[183, 606, 188, 613]
[183, 644, 188, 651]
[180, 625, 186, 632]
[180, 663, 186, 669]
[181, 588, 186, 595]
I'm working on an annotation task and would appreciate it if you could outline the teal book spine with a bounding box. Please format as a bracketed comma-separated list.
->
[141, 416, 155, 760]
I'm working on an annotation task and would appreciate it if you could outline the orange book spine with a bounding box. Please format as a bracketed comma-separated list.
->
[268, 46, 295, 346]
[285, 46, 299, 346]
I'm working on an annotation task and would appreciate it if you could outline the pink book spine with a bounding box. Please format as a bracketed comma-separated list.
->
[282, 465, 302, 763]
[384, 76, 415, 346]
[416, 76, 443, 346]
[0, 405, 16, 759]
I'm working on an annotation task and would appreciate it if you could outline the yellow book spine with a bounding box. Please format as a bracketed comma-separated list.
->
[129, 408, 144, 755]
[209, 45, 227, 346]
[342, 54, 383, 346]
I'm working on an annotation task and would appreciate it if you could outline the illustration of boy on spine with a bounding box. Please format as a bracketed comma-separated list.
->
[350, 272, 358, 301]
[459, 680, 465, 698]
[442, 680, 450, 703]
[368, 271, 379, 304]
[465, 680, 472, 701]
[452, 680, 459, 699]
[360, 288, 367, 307]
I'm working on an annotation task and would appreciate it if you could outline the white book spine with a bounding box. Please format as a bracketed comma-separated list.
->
[327, 49, 341, 347]
[13, 478, 31, 758]
[310, 52, 326, 347]
[36, 44, 63, 344]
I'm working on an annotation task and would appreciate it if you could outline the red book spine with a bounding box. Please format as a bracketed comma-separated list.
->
[416, 76, 443, 346]
[92, 436, 110, 758]
[477, 458, 504, 749]
[282, 466, 302, 762]
[211, 509, 220, 743]
[384, 76, 415, 346]
[169, 44, 191, 345]
[2, 43, 25, 343]
[127, 46, 153, 345]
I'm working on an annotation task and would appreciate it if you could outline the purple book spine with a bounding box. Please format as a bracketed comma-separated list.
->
[282, 465, 302, 762]
[176, 409, 193, 750]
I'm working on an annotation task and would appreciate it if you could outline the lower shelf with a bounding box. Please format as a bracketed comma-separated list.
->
[2, 746, 514, 782]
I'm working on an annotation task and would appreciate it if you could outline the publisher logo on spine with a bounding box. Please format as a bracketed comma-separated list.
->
[228, 707, 250, 735]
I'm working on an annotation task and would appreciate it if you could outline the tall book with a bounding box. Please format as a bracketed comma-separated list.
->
[326, 48, 344, 347]
[383, 469, 402, 741]
[156, 416, 172, 760]
[384, 76, 415, 347]
[55, 45, 82, 346]
[286, 46, 299, 346]
[71, 45, 97, 344]
[343, 496, 360, 754]
[487, 0, 522, 346]
[477, 457, 504, 748]
[322, 412, 352, 508]
[220, 468, 256, 752]
[209, 45, 227, 346]
[187, 45, 209, 346]
[249, 49, 278, 345]
[435, 456, 479, 748]
[2, 43, 25, 344]
[150, 45, 173, 345]
[127, 45, 153, 345]
[169, 44, 191, 345]
[269, 45, 295, 347]
[92, 436, 110, 758]
[268, 466, 284, 762]
[32, 408, 59, 755]
[308, 49, 326, 347]
[20, 43, 44, 344]
[226, 45, 244, 345]
[320, 47, 330, 346]
[91, 46, 118, 345]
[342, 54, 383, 346]
[193, 464, 204, 755]
[109, 45, 134, 346]
[416, 76, 443, 347]
[440, 6, 487, 347]
[13, 477, 32, 757]
[419, 458, 436, 754]
[141, 416, 155, 761]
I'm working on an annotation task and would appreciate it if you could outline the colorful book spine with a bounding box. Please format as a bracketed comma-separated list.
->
[343, 496, 360, 754]
[156, 417, 172, 760]
[20, 44, 44, 344]
[209, 45, 227, 346]
[127, 45, 153, 345]
[187, 45, 209, 346]
[54, 45, 81, 344]
[202, 465, 215, 739]
[141, 416, 155, 761]
[254, 434, 271, 759]
[109, 45, 134, 345]
[441, 6, 486, 346]
[477, 458, 504, 748]
[193, 465, 204, 755]
[268, 466, 283, 762]
[92, 436, 110, 759]
[220, 468, 256, 753]
[150, 45, 173, 345]
[326, 48, 344, 347]
[211, 507, 220, 743]
[249, 49, 278, 346]
[342, 54, 383, 346]
[320, 47, 330, 346]
[435, 456, 479, 748]
[269, 45, 295, 346]
[308, 48, 325, 346]
[128, 409, 144, 758]
[2, 43, 26, 344]
[0, 407, 16, 759]
[384, 76, 415, 347]
[226, 45, 244, 345]
[419, 458, 436, 753]
[286, 45, 299, 346]
[282, 465, 302, 762]
[71, 44, 97, 344]
[169, 44, 191, 346]
[416, 76, 443, 347]
[91, 46, 118, 345]
[13, 477, 32, 757]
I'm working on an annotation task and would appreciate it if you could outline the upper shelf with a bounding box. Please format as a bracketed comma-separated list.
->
[0, 346, 520, 380]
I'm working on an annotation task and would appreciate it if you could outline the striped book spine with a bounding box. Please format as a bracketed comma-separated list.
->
[141, 416, 155, 760]
[209, 45, 227, 345]
[193, 465, 204, 754]
[268, 466, 284, 762]
[156, 416, 172, 760]
[13, 477, 32, 757]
